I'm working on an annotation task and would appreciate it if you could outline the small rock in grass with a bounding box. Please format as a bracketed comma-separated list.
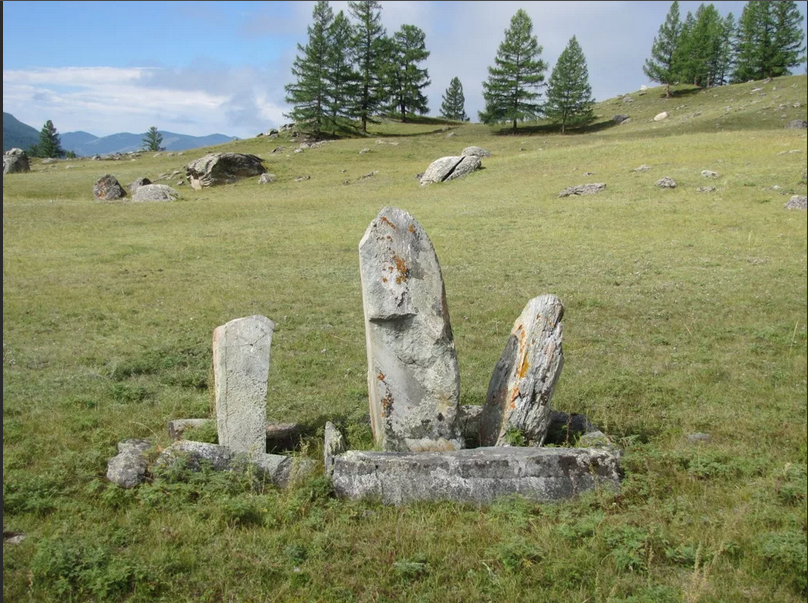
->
[784, 195, 807, 210]
[701, 170, 720, 179]
[656, 177, 677, 188]
[558, 183, 606, 197]
[632, 164, 651, 172]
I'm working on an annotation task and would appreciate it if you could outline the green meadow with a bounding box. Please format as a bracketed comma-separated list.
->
[3, 76, 807, 602]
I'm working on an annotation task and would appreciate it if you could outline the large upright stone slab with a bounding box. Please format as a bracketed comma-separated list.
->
[359, 207, 462, 452]
[479, 295, 564, 447]
[213, 315, 274, 453]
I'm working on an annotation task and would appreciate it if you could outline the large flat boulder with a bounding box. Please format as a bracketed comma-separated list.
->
[3, 148, 30, 174]
[359, 207, 462, 452]
[479, 295, 564, 446]
[132, 184, 179, 202]
[331, 446, 622, 505]
[419, 155, 481, 186]
[185, 153, 266, 189]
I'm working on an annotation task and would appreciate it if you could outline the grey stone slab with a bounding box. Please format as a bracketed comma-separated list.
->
[107, 438, 152, 488]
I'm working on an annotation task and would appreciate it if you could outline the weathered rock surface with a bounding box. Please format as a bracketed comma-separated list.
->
[419, 155, 481, 186]
[785, 195, 807, 210]
[656, 177, 677, 188]
[479, 295, 564, 447]
[167, 418, 303, 448]
[258, 173, 276, 184]
[612, 114, 630, 124]
[213, 316, 274, 454]
[558, 183, 606, 197]
[185, 153, 266, 189]
[654, 111, 669, 122]
[107, 439, 152, 488]
[93, 174, 127, 200]
[156, 441, 313, 487]
[359, 207, 462, 452]
[785, 119, 807, 129]
[701, 170, 720, 179]
[132, 184, 179, 202]
[461, 146, 491, 158]
[697, 186, 717, 193]
[128, 177, 152, 193]
[324, 421, 347, 478]
[3, 148, 30, 174]
[632, 164, 651, 172]
[330, 446, 622, 505]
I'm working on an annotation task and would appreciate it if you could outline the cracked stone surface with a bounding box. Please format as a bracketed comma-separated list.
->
[419, 155, 481, 186]
[330, 445, 622, 505]
[213, 315, 274, 454]
[479, 295, 564, 447]
[359, 207, 462, 452]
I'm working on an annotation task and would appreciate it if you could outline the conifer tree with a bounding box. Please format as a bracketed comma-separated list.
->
[771, 0, 807, 77]
[480, 9, 547, 131]
[544, 36, 594, 134]
[141, 126, 164, 151]
[348, 0, 388, 133]
[324, 10, 358, 130]
[716, 12, 737, 86]
[678, 4, 725, 87]
[36, 120, 63, 158]
[733, 1, 773, 81]
[284, 1, 334, 136]
[387, 24, 430, 122]
[643, 1, 683, 97]
[440, 77, 468, 121]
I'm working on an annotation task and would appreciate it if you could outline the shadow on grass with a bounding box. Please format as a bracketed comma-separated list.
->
[490, 118, 621, 136]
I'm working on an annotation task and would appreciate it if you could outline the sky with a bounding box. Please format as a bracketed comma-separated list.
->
[3, 1, 807, 139]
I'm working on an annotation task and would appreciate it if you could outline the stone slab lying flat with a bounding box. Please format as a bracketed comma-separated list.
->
[167, 418, 302, 449]
[331, 446, 621, 505]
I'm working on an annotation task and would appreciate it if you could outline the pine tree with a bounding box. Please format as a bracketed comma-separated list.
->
[141, 126, 164, 151]
[284, 1, 334, 136]
[771, 1, 807, 77]
[36, 120, 63, 158]
[544, 36, 594, 134]
[323, 10, 357, 131]
[715, 12, 737, 86]
[348, 0, 388, 133]
[480, 9, 547, 131]
[643, 1, 683, 97]
[388, 24, 430, 122]
[679, 4, 725, 87]
[440, 77, 468, 121]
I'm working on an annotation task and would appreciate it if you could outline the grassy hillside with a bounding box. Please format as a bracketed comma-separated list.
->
[3, 75, 806, 602]
[3, 111, 39, 152]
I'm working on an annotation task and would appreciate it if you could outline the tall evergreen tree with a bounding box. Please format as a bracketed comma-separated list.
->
[679, 4, 725, 87]
[36, 120, 63, 158]
[440, 77, 468, 121]
[348, 0, 388, 133]
[544, 36, 594, 134]
[388, 24, 431, 122]
[772, 0, 807, 77]
[716, 12, 737, 86]
[479, 9, 547, 131]
[141, 126, 164, 151]
[284, 1, 334, 136]
[643, 1, 683, 97]
[324, 10, 358, 130]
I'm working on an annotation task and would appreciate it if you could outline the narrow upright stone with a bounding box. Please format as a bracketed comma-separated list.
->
[479, 295, 564, 447]
[213, 315, 274, 453]
[359, 207, 462, 452]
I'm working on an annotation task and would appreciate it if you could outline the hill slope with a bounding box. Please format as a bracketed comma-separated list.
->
[61, 130, 236, 156]
[3, 112, 39, 152]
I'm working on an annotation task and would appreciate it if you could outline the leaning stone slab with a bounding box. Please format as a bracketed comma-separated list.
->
[419, 155, 481, 186]
[185, 153, 266, 189]
[479, 295, 564, 447]
[359, 207, 462, 452]
[156, 441, 313, 488]
[107, 439, 152, 488]
[330, 446, 621, 505]
[213, 316, 274, 454]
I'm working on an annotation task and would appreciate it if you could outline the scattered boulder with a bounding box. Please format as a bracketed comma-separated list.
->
[185, 153, 266, 190]
[622, 95, 635, 103]
[93, 174, 127, 200]
[701, 170, 720, 179]
[656, 177, 677, 188]
[41, 157, 58, 164]
[479, 295, 564, 447]
[558, 183, 606, 197]
[3, 148, 30, 175]
[612, 114, 630, 124]
[359, 207, 463, 452]
[132, 184, 179, 202]
[446, 131, 456, 138]
[632, 164, 651, 172]
[128, 177, 151, 193]
[697, 186, 717, 193]
[359, 170, 379, 180]
[294, 175, 311, 182]
[461, 146, 491, 158]
[294, 148, 304, 154]
[577, 430, 612, 448]
[267, 128, 279, 137]
[258, 173, 276, 184]
[419, 155, 481, 186]
[107, 439, 152, 488]
[687, 432, 712, 443]
[654, 111, 669, 122]
[785, 120, 807, 129]
[359, 148, 370, 154]
[785, 195, 807, 210]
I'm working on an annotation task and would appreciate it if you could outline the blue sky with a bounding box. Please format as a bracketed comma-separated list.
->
[3, 1, 806, 138]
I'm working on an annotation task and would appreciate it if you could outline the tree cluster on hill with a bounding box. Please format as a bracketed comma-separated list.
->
[645, 1, 806, 96]
[285, 0, 435, 136]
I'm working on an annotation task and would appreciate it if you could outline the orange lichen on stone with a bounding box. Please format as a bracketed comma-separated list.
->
[392, 254, 408, 284]
[382, 277, 388, 283]
[379, 216, 397, 229]
[381, 393, 394, 417]
[408, 224, 415, 233]
[377, 371, 386, 381]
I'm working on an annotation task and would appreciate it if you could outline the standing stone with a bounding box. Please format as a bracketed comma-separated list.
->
[359, 207, 462, 452]
[93, 174, 127, 200]
[3, 148, 30, 175]
[213, 315, 274, 453]
[479, 295, 564, 447]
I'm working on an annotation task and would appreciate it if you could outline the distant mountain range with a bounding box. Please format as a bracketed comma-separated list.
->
[3, 112, 236, 155]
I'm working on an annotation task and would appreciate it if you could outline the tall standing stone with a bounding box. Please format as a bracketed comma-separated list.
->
[359, 207, 462, 452]
[213, 315, 274, 453]
[479, 295, 564, 447]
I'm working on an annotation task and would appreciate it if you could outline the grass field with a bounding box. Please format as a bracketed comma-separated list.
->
[3, 75, 807, 602]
